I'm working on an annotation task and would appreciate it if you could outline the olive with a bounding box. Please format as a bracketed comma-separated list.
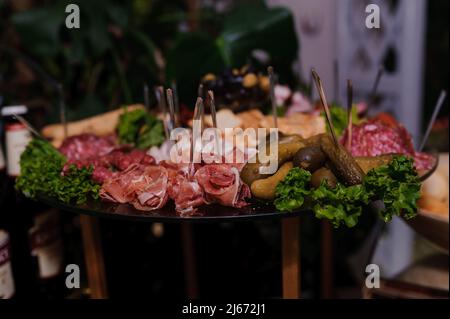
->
[202, 73, 216, 82]
[243, 73, 258, 88]
[292, 146, 327, 172]
[311, 167, 337, 188]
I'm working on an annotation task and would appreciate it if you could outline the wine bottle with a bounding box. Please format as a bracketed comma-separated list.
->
[0, 143, 16, 299]
[1, 105, 65, 299]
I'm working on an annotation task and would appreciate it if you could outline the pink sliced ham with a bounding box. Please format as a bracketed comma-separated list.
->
[168, 174, 204, 215]
[100, 164, 169, 211]
[131, 165, 169, 211]
[100, 164, 147, 203]
[195, 164, 250, 208]
[161, 161, 204, 214]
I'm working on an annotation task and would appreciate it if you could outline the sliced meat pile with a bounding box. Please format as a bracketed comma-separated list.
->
[61, 134, 252, 214]
[99, 160, 251, 214]
[100, 164, 169, 211]
[59, 134, 155, 183]
[195, 164, 250, 208]
[341, 115, 434, 171]
[162, 161, 204, 215]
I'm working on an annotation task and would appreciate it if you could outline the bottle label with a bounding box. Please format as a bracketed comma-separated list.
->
[5, 123, 31, 177]
[0, 230, 15, 299]
[29, 209, 63, 279]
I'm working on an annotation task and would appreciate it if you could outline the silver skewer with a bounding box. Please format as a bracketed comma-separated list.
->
[197, 83, 204, 99]
[143, 84, 150, 109]
[12, 114, 43, 140]
[171, 80, 180, 127]
[191, 97, 204, 163]
[346, 79, 353, 149]
[207, 90, 217, 129]
[166, 88, 176, 131]
[208, 90, 221, 159]
[312, 69, 339, 146]
[155, 86, 169, 139]
[418, 90, 447, 152]
[268, 66, 278, 129]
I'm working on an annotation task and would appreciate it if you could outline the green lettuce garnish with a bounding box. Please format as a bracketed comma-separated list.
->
[311, 183, 370, 227]
[16, 139, 100, 204]
[322, 104, 360, 137]
[117, 108, 165, 149]
[274, 167, 311, 212]
[273, 155, 421, 227]
[363, 156, 421, 222]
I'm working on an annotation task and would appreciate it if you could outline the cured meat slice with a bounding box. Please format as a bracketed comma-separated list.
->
[168, 174, 204, 215]
[59, 133, 116, 161]
[100, 164, 169, 211]
[99, 164, 147, 203]
[195, 164, 250, 208]
[63, 148, 155, 184]
[341, 118, 434, 171]
[161, 161, 204, 213]
[131, 165, 169, 211]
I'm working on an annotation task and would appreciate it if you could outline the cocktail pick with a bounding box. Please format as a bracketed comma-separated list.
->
[208, 90, 221, 158]
[191, 97, 204, 162]
[419, 90, 447, 152]
[311, 69, 339, 146]
[155, 86, 169, 139]
[207, 90, 217, 129]
[268, 66, 278, 129]
[12, 113, 44, 140]
[197, 83, 204, 99]
[166, 88, 176, 131]
[171, 80, 180, 127]
[143, 84, 150, 109]
[346, 79, 353, 149]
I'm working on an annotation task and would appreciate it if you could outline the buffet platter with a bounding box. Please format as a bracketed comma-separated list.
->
[12, 68, 443, 228]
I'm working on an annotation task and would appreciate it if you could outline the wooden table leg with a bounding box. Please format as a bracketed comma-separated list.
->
[181, 224, 198, 298]
[282, 217, 300, 298]
[79, 215, 108, 299]
[321, 220, 333, 298]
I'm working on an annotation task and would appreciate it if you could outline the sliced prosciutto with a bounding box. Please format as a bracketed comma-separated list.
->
[100, 164, 169, 211]
[195, 164, 250, 208]
[161, 161, 204, 214]
[168, 174, 204, 215]
[100, 164, 147, 203]
[131, 165, 169, 211]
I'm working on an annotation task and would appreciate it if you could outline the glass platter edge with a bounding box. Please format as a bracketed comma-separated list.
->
[38, 196, 307, 223]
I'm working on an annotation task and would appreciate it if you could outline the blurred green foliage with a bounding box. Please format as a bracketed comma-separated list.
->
[166, 2, 299, 104]
[0, 0, 299, 121]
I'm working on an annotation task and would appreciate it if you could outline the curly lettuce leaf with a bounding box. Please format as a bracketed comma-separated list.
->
[16, 138, 99, 204]
[117, 108, 165, 149]
[274, 167, 311, 212]
[311, 183, 370, 228]
[364, 155, 420, 221]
